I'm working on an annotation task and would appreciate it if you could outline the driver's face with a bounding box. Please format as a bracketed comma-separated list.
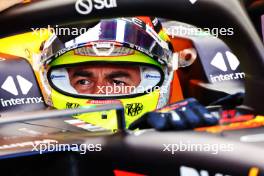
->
[67, 64, 141, 94]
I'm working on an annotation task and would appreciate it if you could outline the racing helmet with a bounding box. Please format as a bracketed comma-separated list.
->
[40, 17, 177, 131]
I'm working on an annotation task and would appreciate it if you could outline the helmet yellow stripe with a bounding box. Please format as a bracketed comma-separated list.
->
[50, 50, 161, 68]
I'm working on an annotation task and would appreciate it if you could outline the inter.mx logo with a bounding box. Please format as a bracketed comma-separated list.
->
[1, 75, 32, 96]
[209, 51, 245, 83]
[0, 75, 43, 107]
[75, 0, 117, 15]
[211, 51, 240, 72]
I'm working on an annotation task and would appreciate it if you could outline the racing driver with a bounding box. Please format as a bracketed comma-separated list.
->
[39, 17, 214, 131]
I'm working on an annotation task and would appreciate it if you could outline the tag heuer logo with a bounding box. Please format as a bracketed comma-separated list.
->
[1, 75, 33, 96]
[211, 51, 240, 72]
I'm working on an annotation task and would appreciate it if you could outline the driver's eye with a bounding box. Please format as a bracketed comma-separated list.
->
[112, 79, 126, 86]
[77, 79, 91, 85]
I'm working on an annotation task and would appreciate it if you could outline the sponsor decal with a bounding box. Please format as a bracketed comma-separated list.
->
[211, 52, 239, 72]
[0, 139, 58, 150]
[146, 24, 169, 49]
[1, 75, 32, 96]
[87, 100, 121, 104]
[210, 51, 245, 83]
[196, 116, 263, 133]
[18, 128, 43, 136]
[0, 97, 43, 107]
[180, 166, 231, 176]
[66, 102, 80, 109]
[55, 44, 78, 58]
[189, 0, 198, 4]
[0, 75, 43, 108]
[64, 119, 107, 132]
[50, 75, 66, 80]
[123, 17, 169, 49]
[75, 0, 117, 15]
[125, 103, 143, 116]
[128, 43, 155, 58]
[65, 102, 81, 116]
[145, 74, 161, 79]
[240, 134, 264, 143]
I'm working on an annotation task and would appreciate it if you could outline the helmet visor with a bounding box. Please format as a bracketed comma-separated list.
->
[48, 62, 164, 98]
[42, 18, 171, 66]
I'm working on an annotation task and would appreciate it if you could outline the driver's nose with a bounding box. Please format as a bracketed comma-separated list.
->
[93, 80, 109, 95]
